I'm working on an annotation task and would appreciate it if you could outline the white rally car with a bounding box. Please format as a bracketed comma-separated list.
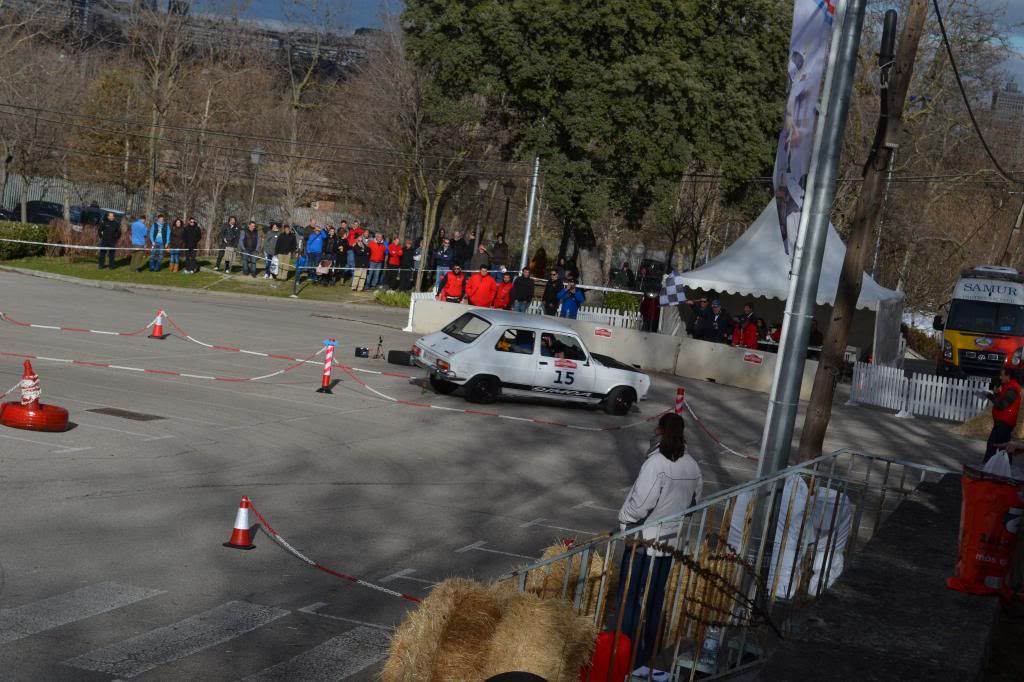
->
[412, 309, 650, 415]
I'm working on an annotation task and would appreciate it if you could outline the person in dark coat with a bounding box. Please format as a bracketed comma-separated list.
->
[639, 292, 661, 333]
[705, 299, 733, 343]
[511, 267, 534, 313]
[541, 269, 562, 315]
[97, 212, 121, 269]
[398, 238, 416, 291]
[274, 224, 297, 281]
[182, 217, 202, 274]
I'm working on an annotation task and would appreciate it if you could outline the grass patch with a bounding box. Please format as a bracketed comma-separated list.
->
[374, 289, 411, 308]
[1, 255, 378, 303]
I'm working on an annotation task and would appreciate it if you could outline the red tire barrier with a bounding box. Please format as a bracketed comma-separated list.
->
[0, 401, 70, 432]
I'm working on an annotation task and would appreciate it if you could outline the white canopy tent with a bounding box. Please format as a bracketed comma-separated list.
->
[663, 200, 905, 364]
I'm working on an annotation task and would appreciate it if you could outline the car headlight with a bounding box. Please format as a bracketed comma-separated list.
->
[1013, 347, 1024, 365]
[943, 340, 953, 360]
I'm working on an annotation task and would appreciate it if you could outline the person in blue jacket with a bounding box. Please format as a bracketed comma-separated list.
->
[304, 224, 325, 282]
[148, 214, 170, 272]
[129, 215, 149, 272]
[557, 278, 585, 319]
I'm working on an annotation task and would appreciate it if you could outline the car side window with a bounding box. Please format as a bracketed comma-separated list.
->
[495, 329, 536, 355]
[540, 333, 587, 361]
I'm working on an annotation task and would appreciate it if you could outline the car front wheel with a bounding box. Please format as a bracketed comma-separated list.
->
[465, 375, 501, 404]
[429, 375, 459, 395]
[603, 387, 635, 416]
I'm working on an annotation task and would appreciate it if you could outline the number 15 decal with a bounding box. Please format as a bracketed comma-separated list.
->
[554, 370, 575, 385]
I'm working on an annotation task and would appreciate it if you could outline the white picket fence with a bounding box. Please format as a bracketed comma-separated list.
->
[849, 362, 990, 422]
[405, 293, 642, 332]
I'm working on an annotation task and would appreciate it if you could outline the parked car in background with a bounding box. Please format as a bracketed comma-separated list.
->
[23, 201, 64, 226]
[69, 206, 125, 231]
[0, 206, 17, 221]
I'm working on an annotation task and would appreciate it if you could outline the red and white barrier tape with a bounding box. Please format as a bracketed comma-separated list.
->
[0, 347, 324, 384]
[682, 399, 758, 461]
[0, 308, 416, 380]
[247, 501, 421, 604]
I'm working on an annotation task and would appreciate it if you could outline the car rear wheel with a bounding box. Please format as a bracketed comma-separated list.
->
[603, 387, 635, 416]
[465, 375, 501, 404]
[429, 375, 459, 395]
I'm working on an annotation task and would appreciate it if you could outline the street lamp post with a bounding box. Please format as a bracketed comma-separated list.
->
[473, 177, 489, 249]
[248, 145, 264, 223]
[500, 179, 515, 240]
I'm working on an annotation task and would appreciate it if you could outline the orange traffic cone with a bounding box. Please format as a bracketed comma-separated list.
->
[0, 360, 69, 432]
[148, 310, 167, 340]
[223, 496, 257, 550]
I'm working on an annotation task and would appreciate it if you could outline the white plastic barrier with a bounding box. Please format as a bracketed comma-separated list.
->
[849, 362, 989, 422]
[412, 294, 641, 329]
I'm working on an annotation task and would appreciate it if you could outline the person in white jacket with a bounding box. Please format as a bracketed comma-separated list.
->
[616, 413, 703, 668]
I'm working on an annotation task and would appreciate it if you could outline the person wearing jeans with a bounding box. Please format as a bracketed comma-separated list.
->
[367, 233, 386, 288]
[511, 267, 534, 313]
[168, 218, 184, 272]
[148, 214, 169, 272]
[617, 414, 703, 666]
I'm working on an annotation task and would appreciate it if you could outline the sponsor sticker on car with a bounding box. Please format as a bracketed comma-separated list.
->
[554, 359, 578, 369]
[743, 352, 764, 366]
[595, 328, 612, 338]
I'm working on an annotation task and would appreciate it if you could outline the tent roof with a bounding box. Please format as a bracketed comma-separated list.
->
[675, 200, 903, 312]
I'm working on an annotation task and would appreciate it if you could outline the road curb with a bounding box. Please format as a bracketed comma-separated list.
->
[0, 265, 409, 329]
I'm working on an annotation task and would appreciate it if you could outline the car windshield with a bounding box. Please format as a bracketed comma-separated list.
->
[441, 313, 491, 343]
[947, 299, 1024, 336]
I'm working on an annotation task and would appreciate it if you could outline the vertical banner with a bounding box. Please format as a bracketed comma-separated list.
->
[773, 0, 837, 255]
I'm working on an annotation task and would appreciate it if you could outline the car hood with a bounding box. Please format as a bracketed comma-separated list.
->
[416, 331, 468, 358]
[592, 352, 642, 373]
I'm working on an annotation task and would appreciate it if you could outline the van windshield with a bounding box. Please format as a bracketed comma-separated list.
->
[947, 299, 1024, 336]
[441, 313, 491, 343]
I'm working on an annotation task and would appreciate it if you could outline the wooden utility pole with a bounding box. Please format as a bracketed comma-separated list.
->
[797, 0, 929, 461]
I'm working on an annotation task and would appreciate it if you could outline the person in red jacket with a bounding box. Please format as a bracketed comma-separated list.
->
[366, 232, 387, 289]
[386, 237, 403, 289]
[436, 264, 466, 302]
[464, 264, 497, 307]
[492, 271, 513, 309]
[985, 366, 1022, 462]
[731, 302, 759, 349]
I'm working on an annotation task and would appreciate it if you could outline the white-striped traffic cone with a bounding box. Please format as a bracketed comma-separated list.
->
[674, 387, 685, 415]
[223, 496, 257, 550]
[148, 310, 167, 340]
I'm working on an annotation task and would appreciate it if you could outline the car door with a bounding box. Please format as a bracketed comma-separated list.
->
[489, 327, 538, 392]
[534, 332, 597, 400]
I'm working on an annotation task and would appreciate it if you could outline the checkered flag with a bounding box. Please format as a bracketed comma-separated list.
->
[660, 273, 687, 306]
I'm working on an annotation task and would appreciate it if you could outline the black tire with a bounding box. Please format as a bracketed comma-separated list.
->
[465, 375, 501, 404]
[603, 387, 635, 416]
[387, 350, 413, 366]
[430, 375, 459, 395]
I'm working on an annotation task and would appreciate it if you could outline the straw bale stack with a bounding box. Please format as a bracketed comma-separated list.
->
[383, 578, 597, 682]
[382, 578, 504, 682]
[952, 407, 1024, 440]
[518, 542, 614, 621]
[480, 590, 596, 682]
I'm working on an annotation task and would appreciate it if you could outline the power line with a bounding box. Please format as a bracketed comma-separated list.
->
[931, 0, 1021, 186]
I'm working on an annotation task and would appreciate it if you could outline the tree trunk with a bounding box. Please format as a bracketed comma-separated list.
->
[146, 104, 160, 220]
[414, 192, 441, 291]
[798, 1, 927, 462]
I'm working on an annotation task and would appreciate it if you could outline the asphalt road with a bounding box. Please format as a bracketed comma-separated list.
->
[0, 269, 981, 681]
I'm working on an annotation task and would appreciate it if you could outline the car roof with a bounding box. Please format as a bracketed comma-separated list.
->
[468, 308, 579, 335]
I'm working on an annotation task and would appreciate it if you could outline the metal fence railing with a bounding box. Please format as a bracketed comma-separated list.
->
[498, 449, 953, 680]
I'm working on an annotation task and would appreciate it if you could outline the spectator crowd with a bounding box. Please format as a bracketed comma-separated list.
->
[683, 297, 825, 351]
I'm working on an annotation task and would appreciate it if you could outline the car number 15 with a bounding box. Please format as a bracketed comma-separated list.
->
[554, 370, 575, 385]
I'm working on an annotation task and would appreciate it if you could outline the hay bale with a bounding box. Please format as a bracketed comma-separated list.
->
[952, 408, 1024, 441]
[383, 578, 597, 682]
[381, 578, 503, 682]
[480, 591, 596, 682]
[518, 542, 614, 621]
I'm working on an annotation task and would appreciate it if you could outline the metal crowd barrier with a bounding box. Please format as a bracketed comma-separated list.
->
[499, 449, 953, 681]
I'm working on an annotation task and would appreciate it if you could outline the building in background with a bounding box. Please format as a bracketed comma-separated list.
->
[990, 80, 1024, 167]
